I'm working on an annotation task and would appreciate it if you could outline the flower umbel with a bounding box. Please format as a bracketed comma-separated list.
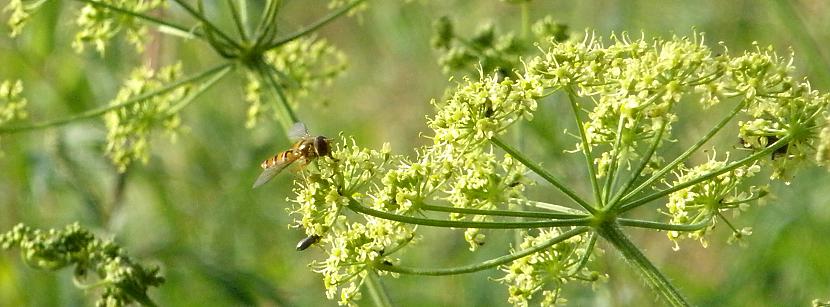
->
[314, 217, 414, 306]
[442, 151, 528, 250]
[288, 136, 415, 306]
[662, 152, 764, 250]
[286, 30, 830, 307]
[429, 71, 540, 148]
[105, 63, 192, 172]
[73, 0, 165, 54]
[497, 229, 597, 307]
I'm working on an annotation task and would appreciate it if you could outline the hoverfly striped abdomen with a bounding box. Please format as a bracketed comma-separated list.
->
[252, 122, 335, 189]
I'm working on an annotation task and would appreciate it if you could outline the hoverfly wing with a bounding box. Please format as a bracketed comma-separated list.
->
[287, 122, 309, 140]
[252, 158, 295, 189]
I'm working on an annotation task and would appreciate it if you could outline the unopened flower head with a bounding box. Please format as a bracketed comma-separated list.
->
[434, 21, 525, 75]
[431, 16, 453, 50]
[105, 63, 192, 172]
[0, 223, 164, 307]
[532, 16, 569, 44]
[432, 15, 570, 76]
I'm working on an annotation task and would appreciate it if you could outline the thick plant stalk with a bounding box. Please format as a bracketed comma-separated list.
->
[365, 271, 393, 307]
[598, 224, 691, 307]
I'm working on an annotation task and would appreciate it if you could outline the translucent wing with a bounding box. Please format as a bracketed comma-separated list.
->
[288, 122, 309, 140]
[252, 157, 296, 188]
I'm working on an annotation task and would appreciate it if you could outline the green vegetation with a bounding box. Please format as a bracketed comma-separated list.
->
[1, 1, 830, 306]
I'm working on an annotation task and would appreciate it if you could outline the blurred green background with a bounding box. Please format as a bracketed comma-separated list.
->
[1, 0, 829, 306]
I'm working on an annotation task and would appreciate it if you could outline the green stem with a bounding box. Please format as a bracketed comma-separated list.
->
[203, 28, 237, 58]
[566, 86, 603, 208]
[72, 276, 158, 307]
[619, 134, 791, 213]
[167, 65, 234, 114]
[597, 224, 691, 307]
[252, 0, 281, 50]
[720, 191, 768, 205]
[567, 231, 597, 276]
[256, 63, 299, 128]
[519, 200, 586, 215]
[171, 0, 242, 49]
[364, 271, 393, 307]
[196, 0, 239, 58]
[0, 63, 233, 134]
[74, 0, 199, 38]
[264, 0, 365, 50]
[602, 116, 627, 205]
[490, 137, 595, 214]
[618, 218, 711, 232]
[620, 101, 744, 203]
[715, 211, 740, 234]
[226, 0, 249, 41]
[238, 0, 249, 31]
[376, 227, 589, 276]
[520, 2, 530, 40]
[346, 198, 591, 229]
[252, 0, 276, 45]
[606, 120, 667, 210]
[419, 203, 587, 220]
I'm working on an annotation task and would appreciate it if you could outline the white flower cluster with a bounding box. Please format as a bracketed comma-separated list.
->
[429, 72, 540, 148]
[663, 152, 763, 249]
[442, 150, 527, 250]
[497, 229, 596, 307]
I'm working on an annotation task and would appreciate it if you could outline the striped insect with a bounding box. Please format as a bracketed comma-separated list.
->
[252, 122, 333, 188]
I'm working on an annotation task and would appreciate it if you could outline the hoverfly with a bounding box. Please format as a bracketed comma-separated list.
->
[252, 122, 334, 188]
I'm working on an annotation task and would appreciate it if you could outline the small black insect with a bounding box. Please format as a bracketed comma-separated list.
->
[296, 234, 321, 251]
